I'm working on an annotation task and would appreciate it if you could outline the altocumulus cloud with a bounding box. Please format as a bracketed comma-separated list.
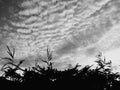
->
[0, 0, 120, 70]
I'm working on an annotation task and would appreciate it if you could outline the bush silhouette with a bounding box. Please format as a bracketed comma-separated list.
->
[0, 46, 120, 89]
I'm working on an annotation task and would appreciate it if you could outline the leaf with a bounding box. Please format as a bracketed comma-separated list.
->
[7, 51, 13, 58]
[6, 45, 11, 54]
[7, 50, 14, 59]
[41, 60, 49, 65]
[39, 55, 46, 61]
[48, 55, 52, 61]
[2, 57, 13, 62]
[6, 45, 15, 59]
[12, 48, 15, 58]
[46, 47, 53, 61]
[17, 60, 25, 66]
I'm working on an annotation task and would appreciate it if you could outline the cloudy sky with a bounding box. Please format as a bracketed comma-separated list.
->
[0, 0, 120, 70]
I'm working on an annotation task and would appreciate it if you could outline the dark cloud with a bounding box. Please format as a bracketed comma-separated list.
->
[0, 0, 24, 22]
[56, 39, 78, 56]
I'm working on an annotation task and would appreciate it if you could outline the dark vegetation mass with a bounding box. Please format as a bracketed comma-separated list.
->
[0, 46, 120, 90]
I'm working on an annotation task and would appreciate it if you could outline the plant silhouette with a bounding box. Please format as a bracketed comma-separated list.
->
[0, 46, 120, 89]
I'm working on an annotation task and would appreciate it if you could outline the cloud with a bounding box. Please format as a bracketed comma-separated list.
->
[55, 39, 78, 56]
[0, 0, 118, 71]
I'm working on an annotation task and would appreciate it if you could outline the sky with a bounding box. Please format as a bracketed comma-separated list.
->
[0, 0, 120, 71]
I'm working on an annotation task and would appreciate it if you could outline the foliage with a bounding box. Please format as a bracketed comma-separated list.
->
[0, 46, 24, 81]
[0, 46, 120, 89]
